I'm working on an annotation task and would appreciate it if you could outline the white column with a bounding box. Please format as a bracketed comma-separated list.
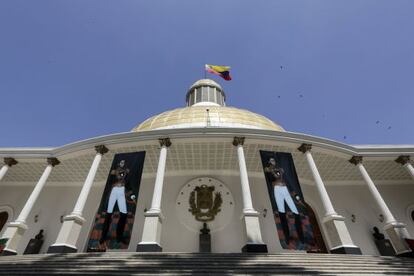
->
[299, 145, 337, 217]
[137, 138, 171, 252]
[72, 146, 107, 216]
[351, 156, 397, 224]
[233, 137, 267, 253]
[48, 145, 108, 253]
[395, 155, 414, 181]
[0, 165, 9, 182]
[0, 158, 18, 182]
[148, 141, 169, 213]
[298, 144, 360, 254]
[16, 165, 54, 224]
[235, 138, 255, 213]
[350, 156, 412, 255]
[0, 158, 59, 255]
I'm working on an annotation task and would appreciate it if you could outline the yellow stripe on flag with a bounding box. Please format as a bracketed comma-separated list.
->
[207, 64, 231, 73]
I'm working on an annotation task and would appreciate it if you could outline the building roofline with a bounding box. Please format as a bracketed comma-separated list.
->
[0, 128, 413, 159]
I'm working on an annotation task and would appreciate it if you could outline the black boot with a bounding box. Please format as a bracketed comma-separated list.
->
[294, 214, 305, 244]
[116, 213, 128, 243]
[99, 212, 112, 244]
[279, 212, 290, 244]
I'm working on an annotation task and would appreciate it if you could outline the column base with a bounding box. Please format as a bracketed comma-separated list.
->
[137, 211, 163, 252]
[323, 214, 360, 254]
[0, 221, 28, 255]
[136, 242, 162, 252]
[47, 244, 78, 254]
[241, 243, 268, 253]
[330, 246, 362, 255]
[384, 222, 412, 255]
[0, 249, 17, 256]
[242, 211, 267, 253]
[48, 214, 84, 254]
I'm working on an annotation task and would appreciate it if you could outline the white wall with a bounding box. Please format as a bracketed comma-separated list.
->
[152, 174, 246, 253]
[0, 183, 106, 254]
[302, 182, 414, 256]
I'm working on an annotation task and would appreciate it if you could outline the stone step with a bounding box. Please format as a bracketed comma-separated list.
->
[1, 259, 413, 267]
[0, 253, 413, 275]
[0, 269, 412, 276]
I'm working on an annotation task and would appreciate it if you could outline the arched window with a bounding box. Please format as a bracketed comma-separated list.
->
[0, 206, 13, 236]
[407, 205, 414, 227]
[0, 212, 9, 233]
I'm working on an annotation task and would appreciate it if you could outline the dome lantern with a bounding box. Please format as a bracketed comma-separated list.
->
[131, 79, 285, 132]
[186, 79, 226, 107]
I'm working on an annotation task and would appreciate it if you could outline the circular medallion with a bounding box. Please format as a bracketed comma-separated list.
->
[175, 177, 234, 233]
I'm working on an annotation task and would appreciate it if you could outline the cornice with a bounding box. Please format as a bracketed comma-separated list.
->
[0, 128, 413, 160]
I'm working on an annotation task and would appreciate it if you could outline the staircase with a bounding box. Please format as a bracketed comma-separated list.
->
[0, 252, 414, 275]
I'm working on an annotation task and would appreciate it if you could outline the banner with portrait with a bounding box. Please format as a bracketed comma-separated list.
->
[260, 150, 320, 251]
[87, 151, 145, 251]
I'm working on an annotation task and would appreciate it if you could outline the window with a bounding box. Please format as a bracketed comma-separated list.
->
[216, 91, 222, 105]
[195, 88, 201, 102]
[406, 205, 414, 227]
[0, 206, 13, 235]
[189, 92, 194, 106]
[0, 212, 8, 233]
[201, 87, 208, 102]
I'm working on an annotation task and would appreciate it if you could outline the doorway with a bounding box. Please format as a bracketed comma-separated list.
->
[0, 212, 9, 233]
[305, 203, 328, 253]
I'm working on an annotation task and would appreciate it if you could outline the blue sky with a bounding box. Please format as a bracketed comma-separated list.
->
[0, 1, 413, 147]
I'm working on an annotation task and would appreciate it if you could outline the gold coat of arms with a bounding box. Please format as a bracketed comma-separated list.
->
[189, 185, 222, 222]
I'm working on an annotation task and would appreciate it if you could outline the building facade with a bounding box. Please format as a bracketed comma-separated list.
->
[0, 79, 413, 257]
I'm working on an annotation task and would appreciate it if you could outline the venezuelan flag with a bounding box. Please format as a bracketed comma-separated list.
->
[205, 64, 232, 81]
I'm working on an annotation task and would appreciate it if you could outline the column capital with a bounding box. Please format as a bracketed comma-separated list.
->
[349, 156, 363, 166]
[4, 157, 18, 167]
[232, 137, 245, 147]
[158, 138, 171, 148]
[395, 155, 410, 166]
[94, 145, 109, 155]
[47, 157, 60, 167]
[298, 143, 312, 153]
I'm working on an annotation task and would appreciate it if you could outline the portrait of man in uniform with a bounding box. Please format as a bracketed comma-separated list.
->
[100, 159, 136, 245]
[87, 151, 145, 251]
[260, 150, 319, 251]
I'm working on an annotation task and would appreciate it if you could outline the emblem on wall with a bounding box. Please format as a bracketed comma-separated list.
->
[189, 185, 222, 222]
[176, 177, 234, 233]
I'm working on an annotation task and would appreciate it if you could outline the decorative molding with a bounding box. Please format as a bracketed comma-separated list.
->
[3, 157, 17, 167]
[158, 138, 171, 148]
[94, 145, 109, 155]
[395, 155, 410, 166]
[47, 157, 60, 167]
[298, 143, 312, 153]
[2, 128, 414, 160]
[349, 156, 363, 166]
[232, 137, 245, 147]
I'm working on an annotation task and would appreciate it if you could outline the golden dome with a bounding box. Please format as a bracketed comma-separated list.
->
[132, 106, 285, 132]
